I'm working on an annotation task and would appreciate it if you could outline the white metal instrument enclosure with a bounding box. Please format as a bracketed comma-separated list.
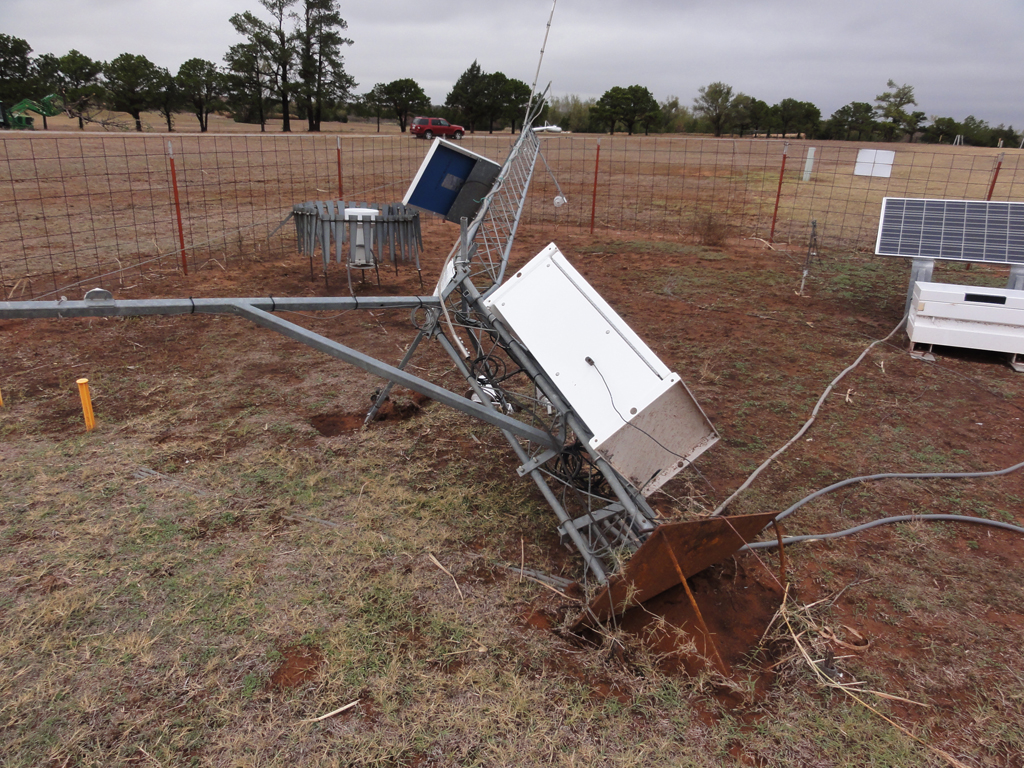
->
[483, 243, 718, 495]
[908, 281, 1024, 355]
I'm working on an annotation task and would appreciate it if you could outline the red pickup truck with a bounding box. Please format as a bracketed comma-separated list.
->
[410, 117, 464, 140]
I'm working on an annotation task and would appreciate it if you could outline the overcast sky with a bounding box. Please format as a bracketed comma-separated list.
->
[5, 0, 1023, 128]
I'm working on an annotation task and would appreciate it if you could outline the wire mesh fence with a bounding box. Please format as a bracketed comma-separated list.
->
[2, 131, 1021, 300]
[0, 132, 436, 300]
[525, 136, 1023, 249]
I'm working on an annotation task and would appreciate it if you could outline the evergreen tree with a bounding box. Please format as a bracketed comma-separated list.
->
[30, 53, 62, 128]
[480, 71, 508, 133]
[231, 0, 296, 131]
[103, 53, 164, 132]
[376, 79, 429, 133]
[828, 102, 877, 141]
[360, 83, 387, 131]
[294, 0, 354, 131]
[57, 50, 103, 129]
[153, 67, 181, 132]
[772, 98, 820, 138]
[177, 58, 223, 132]
[224, 42, 273, 130]
[594, 85, 659, 135]
[0, 34, 33, 105]
[445, 61, 488, 132]
[500, 77, 533, 133]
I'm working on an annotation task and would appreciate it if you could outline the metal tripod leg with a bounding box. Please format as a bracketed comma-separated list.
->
[433, 332, 608, 582]
[905, 257, 934, 317]
[364, 328, 428, 425]
[457, 273, 660, 541]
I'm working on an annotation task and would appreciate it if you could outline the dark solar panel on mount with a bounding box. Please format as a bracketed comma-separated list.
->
[875, 197, 1024, 264]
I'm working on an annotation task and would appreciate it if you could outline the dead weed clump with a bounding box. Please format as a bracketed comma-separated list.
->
[693, 208, 732, 247]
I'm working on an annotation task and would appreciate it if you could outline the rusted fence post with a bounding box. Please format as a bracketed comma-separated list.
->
[167, 141, 188, 276]
[987, 152, 1004, 201]
[769, 142, 789, 244]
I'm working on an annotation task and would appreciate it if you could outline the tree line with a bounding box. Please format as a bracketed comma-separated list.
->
[548, 80, 1019, 148]
[355, 62, 534, 135]
[0, 12, 1017, 147]
[0, 0, 357, 133]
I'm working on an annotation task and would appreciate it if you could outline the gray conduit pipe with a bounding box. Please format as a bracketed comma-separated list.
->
[743, 458, 1024, 550]
[745, 514, 1024, 550]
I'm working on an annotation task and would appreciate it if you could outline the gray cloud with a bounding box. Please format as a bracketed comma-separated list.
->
[5, 0, 1022, 127]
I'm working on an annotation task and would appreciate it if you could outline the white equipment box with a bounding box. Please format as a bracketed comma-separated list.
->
[908, 281, 1024, 367]
[483, 243, 718, 495]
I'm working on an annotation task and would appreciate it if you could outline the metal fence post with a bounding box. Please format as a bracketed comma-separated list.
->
[342, 137, 350, 199]
[589, 138, 601, 234]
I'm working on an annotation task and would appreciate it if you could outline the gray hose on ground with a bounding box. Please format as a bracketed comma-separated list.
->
[742, 457, 1024, 549]
[773, 458, 1024, 525]
[744, 513, 1024, 550]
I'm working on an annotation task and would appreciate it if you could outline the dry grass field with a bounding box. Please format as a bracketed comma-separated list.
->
[3, 207, 1024, 766]
[26, 109, 413, 135]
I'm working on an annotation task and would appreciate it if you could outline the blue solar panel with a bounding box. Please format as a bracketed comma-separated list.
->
[875, 198, 1024, 264]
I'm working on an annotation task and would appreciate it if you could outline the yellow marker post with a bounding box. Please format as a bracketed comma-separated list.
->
[77, 378, 95, 432]
[0, 386, 4, 407]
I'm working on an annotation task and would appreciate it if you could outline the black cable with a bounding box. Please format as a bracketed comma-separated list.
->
[586, 355, 695, 466]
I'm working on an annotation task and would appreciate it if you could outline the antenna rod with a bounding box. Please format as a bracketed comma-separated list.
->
[525, 0, 558, 121]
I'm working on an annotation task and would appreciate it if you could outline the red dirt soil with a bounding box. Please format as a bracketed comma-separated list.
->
[4, 222, 1024, 755]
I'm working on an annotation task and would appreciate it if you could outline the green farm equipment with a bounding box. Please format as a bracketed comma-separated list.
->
[2, 94, 63, 130]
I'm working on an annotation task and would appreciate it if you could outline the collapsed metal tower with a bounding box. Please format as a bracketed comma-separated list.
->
[0, 109, 773, 646]
[365, 110, 706, 584]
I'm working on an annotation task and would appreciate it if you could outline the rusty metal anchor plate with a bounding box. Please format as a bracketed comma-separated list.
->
[577, 512, 778, 626]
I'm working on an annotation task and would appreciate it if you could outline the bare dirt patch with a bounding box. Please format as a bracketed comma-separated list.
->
[269, 645, 325, 691]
